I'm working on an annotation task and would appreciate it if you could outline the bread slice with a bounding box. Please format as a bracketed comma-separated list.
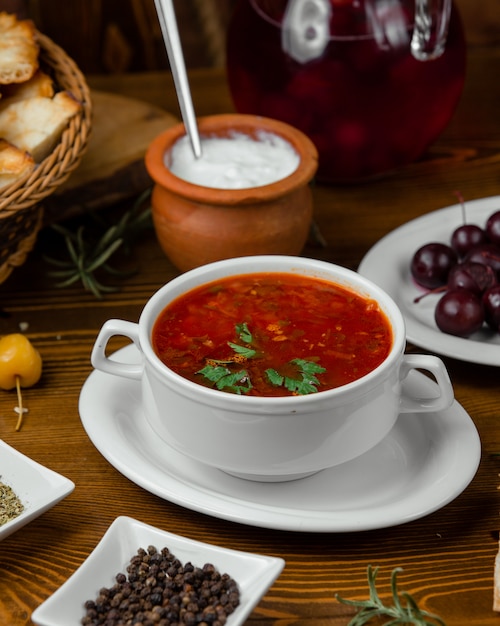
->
[0, 138, 35, 189]
[495, 539, 500, 611]
[0, 90, 81, 162]
[0, 69, 54, 103]
[0, 12, 38, 84]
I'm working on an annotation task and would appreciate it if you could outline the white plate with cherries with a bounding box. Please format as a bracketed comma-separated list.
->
[358, 195, 500, 366]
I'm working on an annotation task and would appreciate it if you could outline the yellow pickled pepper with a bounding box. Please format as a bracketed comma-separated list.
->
[0, 333, 42, 430]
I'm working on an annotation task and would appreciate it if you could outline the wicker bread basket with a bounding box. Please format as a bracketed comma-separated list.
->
[0, 31, 92, 285]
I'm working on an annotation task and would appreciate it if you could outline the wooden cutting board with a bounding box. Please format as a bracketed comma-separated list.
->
[43, 90, 179, 224]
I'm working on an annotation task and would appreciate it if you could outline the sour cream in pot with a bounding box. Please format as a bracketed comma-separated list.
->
[166, 130, 300, 189]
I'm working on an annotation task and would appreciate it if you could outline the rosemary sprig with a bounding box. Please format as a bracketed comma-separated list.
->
[336, 566, 446, 626]
[44, 189, 152, 298]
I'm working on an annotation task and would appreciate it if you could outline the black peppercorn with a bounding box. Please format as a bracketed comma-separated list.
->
[81, 546, 240, 625]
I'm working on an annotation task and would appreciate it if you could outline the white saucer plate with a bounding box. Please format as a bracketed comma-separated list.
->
[31, 515, 284, 626]
[0, 440, 75, 541]
[78, 344, 481, 533]
[358, 195, 500, 365]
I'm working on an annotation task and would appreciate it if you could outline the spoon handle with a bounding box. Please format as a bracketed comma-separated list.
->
[154, 0, 202, 158]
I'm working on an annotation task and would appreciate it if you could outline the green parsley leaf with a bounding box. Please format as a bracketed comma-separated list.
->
[235, 322, 253, 343]
[266, 359, 326, 395]
[197, 364, 252, 394]
[197, 364, 231, 383]
[265, 368, 284, 387]
[291, 358, 326, 375]
[228, 342, 256, 359]
[216, 370, 252, 394]
[284, 377, 319, 395]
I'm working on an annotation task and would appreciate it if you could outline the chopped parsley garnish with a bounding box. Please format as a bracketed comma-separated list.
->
[197, 323, 325, 395]
[197, 364, 252, 394]
[266, 359, 326, 395]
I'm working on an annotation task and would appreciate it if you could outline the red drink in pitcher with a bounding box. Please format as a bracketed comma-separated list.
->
[226, 0, 466, 182]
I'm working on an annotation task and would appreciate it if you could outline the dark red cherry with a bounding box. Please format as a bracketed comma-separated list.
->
[485, 211, 500, 247]
[482, 285, 500, 331]
[411, 243, 457, 289]
[447, 262, 497, 295]
[450, 224, 487, 257]
[464, 243, 500, 275]
[434, 289, 484, 337]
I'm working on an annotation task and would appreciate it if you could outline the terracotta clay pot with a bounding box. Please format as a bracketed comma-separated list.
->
[144, 114, 318, 272]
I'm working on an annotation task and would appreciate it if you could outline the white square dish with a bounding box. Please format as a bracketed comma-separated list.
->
[31, 515, 285, 626]
[0, 439, 75, 541]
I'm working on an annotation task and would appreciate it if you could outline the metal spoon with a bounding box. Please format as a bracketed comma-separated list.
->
[154, 0, 202, 158]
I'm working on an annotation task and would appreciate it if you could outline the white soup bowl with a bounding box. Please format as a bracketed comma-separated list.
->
[91, 256, 454, 482]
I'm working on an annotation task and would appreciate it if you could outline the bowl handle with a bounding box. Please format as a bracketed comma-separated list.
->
[91, 319, 143, 380]
[399, 353, 454, 413]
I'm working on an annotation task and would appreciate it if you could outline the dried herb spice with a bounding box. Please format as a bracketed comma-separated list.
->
[0, 481, 24, 526]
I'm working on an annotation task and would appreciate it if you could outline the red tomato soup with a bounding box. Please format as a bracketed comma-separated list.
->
[152, 273, 393, 397]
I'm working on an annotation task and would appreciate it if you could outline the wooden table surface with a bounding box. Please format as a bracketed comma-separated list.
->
[1, 44, 500, 626]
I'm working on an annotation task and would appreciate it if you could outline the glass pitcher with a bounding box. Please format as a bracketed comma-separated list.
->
[226, 0, 466, 183]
